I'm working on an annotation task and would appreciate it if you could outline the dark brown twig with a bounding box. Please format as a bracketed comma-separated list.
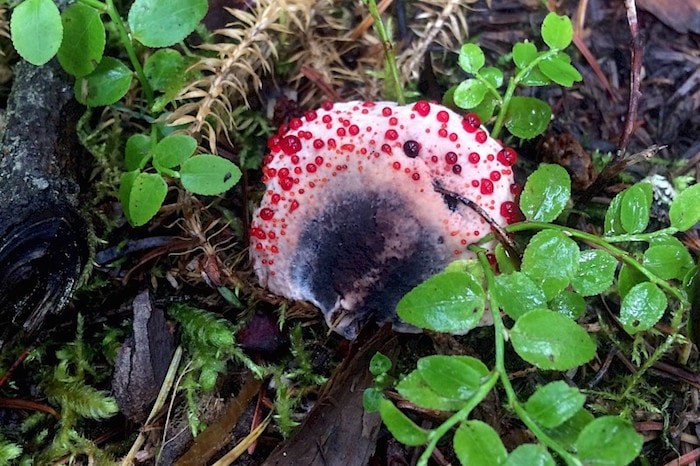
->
[579, 0, 645, 202]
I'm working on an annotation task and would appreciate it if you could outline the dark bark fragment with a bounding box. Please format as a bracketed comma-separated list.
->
[0, 59, 88, 348]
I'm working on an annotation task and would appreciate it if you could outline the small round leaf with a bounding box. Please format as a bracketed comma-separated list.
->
[480, 67, 504, 88]
[643, 244, 694, 281]
[119, 170, 139, 222]
[396, 370, 464, 412]
[144, 48, 186, 92]
[397, 271, 485, 333]
[369, 352, 392, 376]
[519, 163, 571, 222]
[550, 290, 586, 320]
[620, 282, 667, 334]
[575, 416, 643, 466]
[512, 41, 538, 68]
[571, 249, 617, 296]
[521, 230, 580, 300]
[10, 0, 63, 66]
[493, 272, 547, 320]
[541, 12, 573, 50]
[128, 0, 208, 48]
[617, 263, 647, 299]
[153, 134, 197, 169]
[74, 56, 133, 107]
[453, 79, 488, 109]
[57, 3, 105, 77]
[505, 444, 555, 466]
[454, 421, 507, 466]
[538, 54, 582, 87]
[458, 43, 485, 74]
[417, 355, 488, 401]
[669, 183, 700, 231]
[504, 96, 552, 139]
[510, 309, 596, 370]
[128, 172, 168, 226]
[524, 381, 585, 428]
[180, 155, 242, 195]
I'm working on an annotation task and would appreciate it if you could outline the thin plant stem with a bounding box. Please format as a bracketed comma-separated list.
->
[364, 0, 405, 105]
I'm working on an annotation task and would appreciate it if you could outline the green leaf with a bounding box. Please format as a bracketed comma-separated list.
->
[541, 12, 573, 50]
[495, 243, 517, 275]
[519, 163, 571, 222]
[454, 420, 507, 466]
[127, 172, 168, 226]
[370, 352, 392, 376]
[362, 387, 382, 412]
[180, 155, 242, 195]
[669, 183, 700, 231]
[397, 370, 465, 411]
[543, 408, 594, 450]
[397, 271, 485, 333]
[505, 444, 555, 466]
[510, 309, 596, 370]
[470, 94, 499, 123]
[571, 250, 617, 296]
[10, 0, 62, 66]
[74, 56, 133, 107]
[604, 191, 624, 235]
[417, 355, 488, 401]
[153, 134, 197, 169]
[453, 79, 488, 109]
[125, 133, 152, 171]
[504, 96, 551, 139]
[57, 3, 105, 77]
[617, 263, 646, 299]
[644, 244, 694, 281]
[493, 272, 547, 320]
[575, 416, 643, 466]
[518, 65, 552, 87]
[144, 48, 186, 91]
[512, 41, 538, 68]
[524, 381, 585, 428]
[128, 0, 207, 47]
[620, 183, 652, 234]
[379, 398, 429, 446]
[538, 54, 581, 87]
[619, 282, 667, 334]
[458, 43, 485, 74]
[550, 290, 586, 320]
[118, 170, 139, 222]
[480, 67, 504, 88]
[521, 230, 580, 300]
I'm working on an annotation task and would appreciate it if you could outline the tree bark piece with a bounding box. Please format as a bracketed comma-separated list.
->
[0, 59, 88, 348]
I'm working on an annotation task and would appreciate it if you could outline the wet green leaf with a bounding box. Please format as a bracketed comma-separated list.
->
[550, 290, 586, 320]
[619, 282, 667, 334]
[458, 43, 485, 74]
[127, 172, 167, 226]
[617, 263, 646, 299]
[398, 271, 485, 333]
[643, 243, 694, 281]
[144, 48, 186, 91]
[575, 416, 643, 466]
[180, 155, 242, 195]
[538, 54, 581, 87]
[504, 96, 551, 139]
[379, 399, 429, 446]
[128, 0, 207, 48]
[543, 408, 594, 450]
[519, 163, 571, 222]
[480, 67, 504, 88]
[541, 12, 573, 50]
[571, 249, 617, 296]
[620, 183, 652, 234]
[669, 183, 700, 231]
[505, 444, 555, 466]
[454, 420, 507, 466]
[510, 309, 596, 370]
[369, 352, 391, 376]
[417, 355, 489, 401]
[396, 370, 465, 412]
[493, 272, 547, 320]
[57, 3, 105, 77]
[524, 381, 585, 428]
[512, 41, 538, 68]
[125, 133, 152, 171]
[604, 192, 624, 235]
[453, 79, 488, 109]
[521, 230, 580, 300]
[11, 0, 62, 66]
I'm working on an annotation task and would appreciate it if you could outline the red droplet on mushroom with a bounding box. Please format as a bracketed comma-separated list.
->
[251, 101, 515, 339]
[497, 147, 518, 166]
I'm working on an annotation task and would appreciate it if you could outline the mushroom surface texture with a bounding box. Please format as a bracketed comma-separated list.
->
[251, 100, 518, 339]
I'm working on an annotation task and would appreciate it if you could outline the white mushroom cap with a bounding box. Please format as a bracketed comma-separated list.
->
[251, 100, 519, 338]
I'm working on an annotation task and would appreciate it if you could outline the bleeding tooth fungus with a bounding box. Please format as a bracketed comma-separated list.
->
[251, 101, 519, 338]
